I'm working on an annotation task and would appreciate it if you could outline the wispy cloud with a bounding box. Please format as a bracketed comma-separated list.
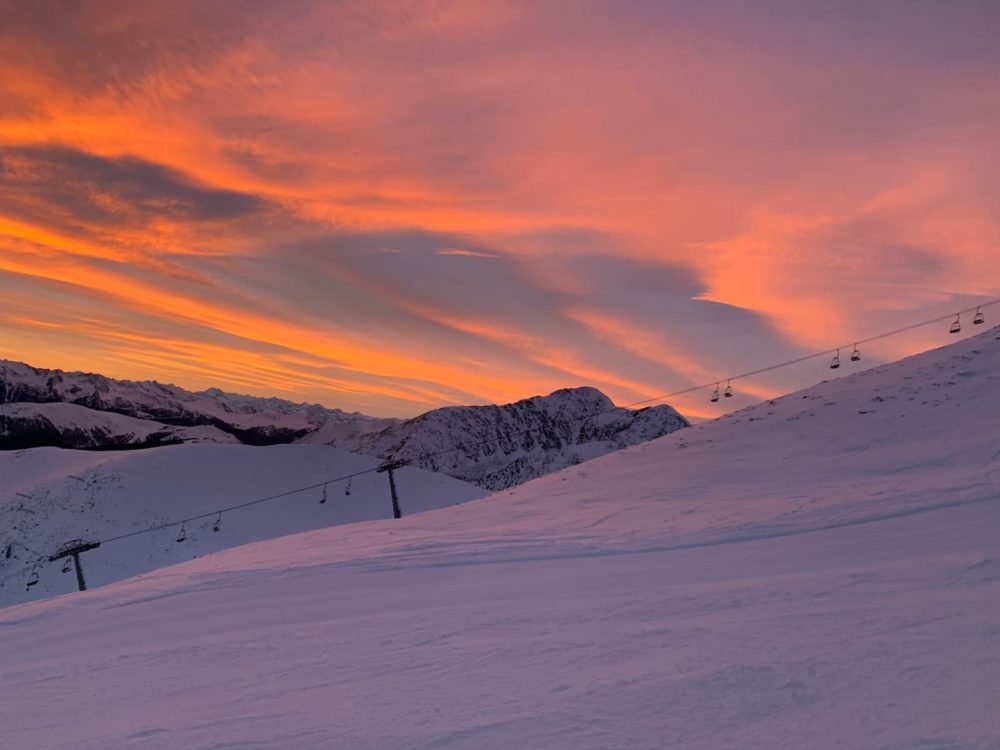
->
[435, 248, 499, 258]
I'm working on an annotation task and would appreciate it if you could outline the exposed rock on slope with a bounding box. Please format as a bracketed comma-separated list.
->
[333, 387, 689, 490]
[0, 402, 237, 450]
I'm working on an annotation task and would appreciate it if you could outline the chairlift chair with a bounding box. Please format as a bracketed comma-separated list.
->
[175, 522, 187, 544]
[830, 349, 841, 369]
[973, 306, 985, 325]
[949, 314, 961, 334]
[62, 558, 72, 574]
[710, 384, 720, 403]
[850, 344, 861, 362]
[213, 513, 222, 533]
[26, 569, 39, 588]
[319, 484, 328, 504]
[345, 477, 352, 496]
[723, 380, 733, 398]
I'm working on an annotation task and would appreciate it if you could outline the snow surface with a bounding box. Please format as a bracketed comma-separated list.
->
[1, 327, 999, 749]
[0, 444, 486, 608]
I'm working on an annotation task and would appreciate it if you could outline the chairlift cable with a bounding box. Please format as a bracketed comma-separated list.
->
[99, 466, 382, 547]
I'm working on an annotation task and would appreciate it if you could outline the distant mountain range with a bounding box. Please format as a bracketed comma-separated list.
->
[0, 361, 689, 490]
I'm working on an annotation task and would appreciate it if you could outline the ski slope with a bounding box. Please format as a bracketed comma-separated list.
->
[0, 444, 487, 608]
[1, 327, 999, 749]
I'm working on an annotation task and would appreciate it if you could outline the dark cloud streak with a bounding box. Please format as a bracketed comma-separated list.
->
[1, 144, 268, 227]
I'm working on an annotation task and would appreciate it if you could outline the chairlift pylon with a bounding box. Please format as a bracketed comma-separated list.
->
[830, 349, 841, 369]
[949, 314, 961, 334]
[973, 306, 985, 325]
[850, 343, 861, 362]
[175, 522, 187, 544]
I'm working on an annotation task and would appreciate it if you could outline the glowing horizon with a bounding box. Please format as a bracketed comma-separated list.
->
[2, 1, 998, 418]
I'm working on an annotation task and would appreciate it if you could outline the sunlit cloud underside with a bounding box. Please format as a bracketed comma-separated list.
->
[1, 1, 998, 418]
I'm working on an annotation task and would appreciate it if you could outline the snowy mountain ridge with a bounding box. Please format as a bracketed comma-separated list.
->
[0, 401, 241, 450]
[0, 359, 393, 447]
[0, 360, 690, 489]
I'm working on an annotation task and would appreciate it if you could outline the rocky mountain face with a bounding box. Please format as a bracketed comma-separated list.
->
[335, 387, 690, 490]
[0, 361, 690, 489]
[0, 402, 238, 451]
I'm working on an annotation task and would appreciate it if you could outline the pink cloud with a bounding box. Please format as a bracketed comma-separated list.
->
[1, 1, 998, 416]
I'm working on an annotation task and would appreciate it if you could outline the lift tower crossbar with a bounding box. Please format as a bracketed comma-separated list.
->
[49, 540, 101, 592]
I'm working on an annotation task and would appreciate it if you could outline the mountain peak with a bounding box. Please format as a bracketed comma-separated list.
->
[346, 385, 688, 490]
[537, 386, 614, 410]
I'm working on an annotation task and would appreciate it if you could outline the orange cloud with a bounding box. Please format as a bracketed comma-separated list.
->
[2, 1, 999, 418]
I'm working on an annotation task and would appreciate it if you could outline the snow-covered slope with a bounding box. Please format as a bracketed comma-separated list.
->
[1, 360, 690, 488]
[0, 443, 486, 608]
[1, 327, 998, 749]
[319, 386, 690, 490]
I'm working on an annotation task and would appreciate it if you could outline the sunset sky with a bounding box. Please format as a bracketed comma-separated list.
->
[1, 0, 998, 418]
